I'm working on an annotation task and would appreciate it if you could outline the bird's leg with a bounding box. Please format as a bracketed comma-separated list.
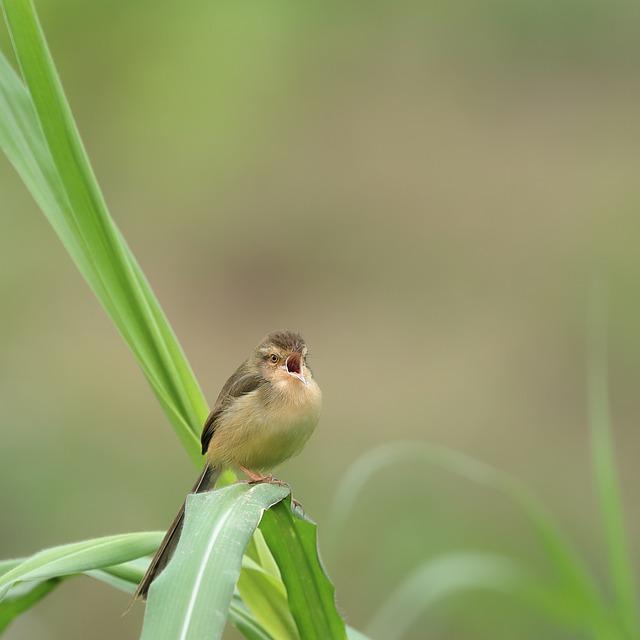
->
[238, 465, 289, 487]
[239, 465, 272, 483]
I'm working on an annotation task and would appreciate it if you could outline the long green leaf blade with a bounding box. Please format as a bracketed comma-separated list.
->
[0, 532, 162, 600]
[238, 557, 298, 640]
[367, 552, 525, 640]
[329, 442, 614, 637]
[0, 542, 278, 638]
[0, 4, 352, 638]
[141, 484, 289, 640]
[0, 578, 61, 633]
[0, 0, 206, 463]
[588, 282, 637, 635]
[89, 560, 278, 640]
[260, 501, 347, 640]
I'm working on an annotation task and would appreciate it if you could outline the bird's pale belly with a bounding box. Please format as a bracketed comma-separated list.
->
[236, 412, 317, 470]
[207, 386, 321, 472]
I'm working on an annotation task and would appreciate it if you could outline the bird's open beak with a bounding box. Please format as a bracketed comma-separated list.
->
[284, 353, 306, 384]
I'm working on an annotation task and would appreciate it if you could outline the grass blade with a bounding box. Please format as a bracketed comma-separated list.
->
[140, 484, 289, 640]
[0, 532, 162, 601]
[0, 578, 61, 633]
[329, 442, 615, 637]
[89, 560, 278, 640]
[588, 282, 637, 636]
[0, 4, 352, 637]
[228, 595, 275, 640]
[259, 500, 347, 640]
[367, 552, 524, 640]
[238, 556, 299, 640]
[0, 0, 206, 463]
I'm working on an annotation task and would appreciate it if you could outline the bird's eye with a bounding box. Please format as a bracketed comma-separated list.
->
[269, 354, 279, 363]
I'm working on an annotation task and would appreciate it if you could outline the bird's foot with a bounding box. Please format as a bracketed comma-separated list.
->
[268, 477, 289, 487]
[239, 465, 270, 483]
[250, 475, 290, 488]
[239, 466, 289, 487]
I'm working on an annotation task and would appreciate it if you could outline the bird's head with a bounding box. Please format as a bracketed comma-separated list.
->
[255, 330, 310, 387]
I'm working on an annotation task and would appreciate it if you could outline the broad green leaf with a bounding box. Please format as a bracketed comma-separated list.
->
[588, 282, 638, 636]
[0, 543, 280, 638]
[88, 560, 276, 640]
[90, 554, 370, 640]
[141, 483, 289, 640]
[260, 500, 347, 640]
[1, 0, 206, 464]
[0, 532, 162, 601]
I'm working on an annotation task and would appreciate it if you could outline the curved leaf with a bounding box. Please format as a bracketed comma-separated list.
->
[260, 500, 347, 640]
[141, 484, 289, 640]
[1, 0, 206, 463]
[0, 532, 162, 601]
[238, 556, 298, 640]
[89, 560, 277, 640]
[0, 3, 353, 638]
[588, 282, 637, 636]
[328, 442, 615, 636]
[367, 552, 525, 640]
[0, 577, 61, 633]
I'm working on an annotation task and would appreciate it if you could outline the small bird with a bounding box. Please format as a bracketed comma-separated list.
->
[134, 330, 321, 600]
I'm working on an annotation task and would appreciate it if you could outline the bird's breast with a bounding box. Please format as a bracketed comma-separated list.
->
[208, 379, 321, 471]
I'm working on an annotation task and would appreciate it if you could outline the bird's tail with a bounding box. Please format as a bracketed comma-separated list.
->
[131, 464, 221, 603]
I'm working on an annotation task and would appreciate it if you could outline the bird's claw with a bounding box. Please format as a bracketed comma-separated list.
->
[246, 474, 289, 487]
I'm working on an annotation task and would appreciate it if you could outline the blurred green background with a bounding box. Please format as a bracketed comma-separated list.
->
[2, 0, 640, 638]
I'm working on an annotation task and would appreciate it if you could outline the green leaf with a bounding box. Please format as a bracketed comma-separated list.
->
[0, 3, 352, 637]
[245, 529, 281, 581]
[588, 281, 638, 636]
[0, 577, 61, 633]
[88, 560, 277, 640]
[0, 540, 281, 638]
[140, 483, 289, 640]
[345, 627, 371, 640]
[0, 0, 206, 464]
[0, 532, 162, 601]
[329, 442, 615, 637]
[0, 560, 22, 576]
[238, 556, 298, 640]
[228, 595, 275, 640]
[87, 557, 152, 594]
[367, 552, 525, 640]
[259, 500, 347, 640]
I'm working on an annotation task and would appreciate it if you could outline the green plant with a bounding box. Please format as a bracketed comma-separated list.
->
[325, 285, 636, 639]
[0, 0, 358, 637]
[0, 0, 635, 639]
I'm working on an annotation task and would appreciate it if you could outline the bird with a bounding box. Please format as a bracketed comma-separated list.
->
[133, 330, 322, 600]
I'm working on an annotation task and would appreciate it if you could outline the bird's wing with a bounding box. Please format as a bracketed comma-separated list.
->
[201, 363, 264, 454]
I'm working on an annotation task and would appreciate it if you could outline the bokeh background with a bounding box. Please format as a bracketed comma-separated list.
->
[2, 0, 640, 638]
